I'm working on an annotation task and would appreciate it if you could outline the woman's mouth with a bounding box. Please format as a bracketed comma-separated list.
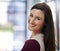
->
[29, 24, 36, 27]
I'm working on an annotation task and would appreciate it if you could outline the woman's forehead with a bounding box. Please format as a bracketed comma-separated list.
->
[30, 9, 45, 17]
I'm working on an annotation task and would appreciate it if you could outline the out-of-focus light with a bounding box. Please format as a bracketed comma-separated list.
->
[0, 2, 9, 25]
[13, 40, 24, 51]
[13, 25, 25, 31]
[59, 12, 60, 28]
[39, 0, 45, 2]
[0, 32, 13, 51]
[47, 1, 56, 22]
[58, 3, 60, 11]
[0, 0, 11, 2]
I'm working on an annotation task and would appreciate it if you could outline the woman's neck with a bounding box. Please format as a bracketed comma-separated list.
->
[30, 31, 41, 38]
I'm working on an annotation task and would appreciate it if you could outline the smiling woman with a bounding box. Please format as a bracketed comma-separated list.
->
[21, 2, 56, 51]
[28, 9, 45, 33]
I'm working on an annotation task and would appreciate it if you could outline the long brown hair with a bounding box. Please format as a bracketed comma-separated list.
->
[31, 2, 55, 51]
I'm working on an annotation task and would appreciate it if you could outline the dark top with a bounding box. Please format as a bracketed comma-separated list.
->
[21, 39, 40, 51]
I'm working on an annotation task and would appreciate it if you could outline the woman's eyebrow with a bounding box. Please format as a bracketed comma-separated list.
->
[36, 15, 42, 18]
[36, 16, 40, 18]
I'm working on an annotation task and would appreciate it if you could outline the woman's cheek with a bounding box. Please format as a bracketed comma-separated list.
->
[28, 17, 30, 23]
[36, 21, 44, 28]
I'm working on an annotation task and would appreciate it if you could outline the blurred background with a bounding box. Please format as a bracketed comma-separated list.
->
[0, 0, 59, 51]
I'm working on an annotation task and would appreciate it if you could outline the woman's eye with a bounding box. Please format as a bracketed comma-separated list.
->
[30, 14, 33, 17]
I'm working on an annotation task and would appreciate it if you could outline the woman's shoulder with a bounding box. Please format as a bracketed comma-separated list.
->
[25, 39, 40, 46]
[21, 39, 40, 51]
[30, 34, 44, 44]
[30, 34, 45, 51]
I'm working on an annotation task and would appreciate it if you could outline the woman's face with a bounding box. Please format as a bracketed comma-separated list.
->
[28, 9, 45, 33]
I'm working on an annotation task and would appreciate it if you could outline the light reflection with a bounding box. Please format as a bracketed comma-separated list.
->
[0, 32, 13, 51]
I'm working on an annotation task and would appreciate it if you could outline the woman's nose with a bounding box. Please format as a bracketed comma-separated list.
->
[30, 18, 35, 24]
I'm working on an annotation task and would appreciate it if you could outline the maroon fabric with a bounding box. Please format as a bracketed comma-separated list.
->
[21, 39, 40, 51]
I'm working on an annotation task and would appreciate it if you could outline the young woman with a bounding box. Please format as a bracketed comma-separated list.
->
[21, 2, 55, 51]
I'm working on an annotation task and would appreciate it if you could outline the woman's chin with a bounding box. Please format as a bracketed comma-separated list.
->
[28, 27, 34, 31]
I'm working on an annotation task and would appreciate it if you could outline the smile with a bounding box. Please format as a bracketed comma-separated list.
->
[29, 24, 36, 27]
